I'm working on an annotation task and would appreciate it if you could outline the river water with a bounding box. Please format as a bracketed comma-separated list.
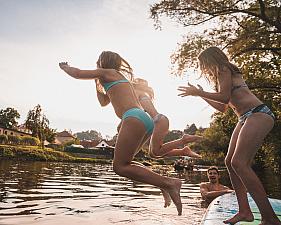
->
[0, 161, 280, 225]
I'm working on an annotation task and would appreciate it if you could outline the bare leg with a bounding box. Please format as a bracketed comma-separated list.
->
[149, 116, 202, 158]
[163, 145, 201, 158]
[113, 117, 182, 215]
[129, 161, 172, 208]
[226, 113, 280, 225]
[120, 121, 173, 208]
[223, 123, 254, 224]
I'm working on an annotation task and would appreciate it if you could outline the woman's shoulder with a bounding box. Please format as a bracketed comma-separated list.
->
[99, 69, 125, 82]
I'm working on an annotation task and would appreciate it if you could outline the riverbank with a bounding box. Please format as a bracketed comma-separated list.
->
[0, 144, 111, 164]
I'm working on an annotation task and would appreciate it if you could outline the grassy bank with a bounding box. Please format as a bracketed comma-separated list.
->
[0, 145, 111, 164]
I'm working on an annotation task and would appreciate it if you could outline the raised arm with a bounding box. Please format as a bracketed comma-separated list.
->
[59, 62, 108, 80]
[197, 85, 228, 113]
[178, 67, 232, 105]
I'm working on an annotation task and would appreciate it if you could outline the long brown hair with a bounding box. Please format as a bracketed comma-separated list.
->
[96, 51, 134, 93]
[198, 47, 241, 91]
[133, 78, 154, 100]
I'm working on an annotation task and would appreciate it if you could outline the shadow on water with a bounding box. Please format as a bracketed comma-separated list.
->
[0, 160, 280, 225]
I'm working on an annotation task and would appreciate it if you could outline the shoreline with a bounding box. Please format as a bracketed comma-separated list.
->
[0, 144, 111, 164]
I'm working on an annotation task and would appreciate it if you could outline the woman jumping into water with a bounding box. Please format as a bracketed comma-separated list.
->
[177, 47, 280, 225]
[133, 77, 202, 159]
[59, 51, 182, 215]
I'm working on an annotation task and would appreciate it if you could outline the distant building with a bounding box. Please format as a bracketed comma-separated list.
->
[56, 130, 75, 144]
[17, 124, 32, 134]
[80, 139, 115, 149]
[0, 125, 32, 137]
[96, 140, 110, 148]
[80, 140, 100, 148]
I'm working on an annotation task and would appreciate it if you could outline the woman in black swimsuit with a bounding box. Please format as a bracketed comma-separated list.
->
[178, 47, 279, 225]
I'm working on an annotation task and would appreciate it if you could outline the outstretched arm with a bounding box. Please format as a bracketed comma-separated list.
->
[59, 62, 108, 80]
[197, 85, 228, 112]
[178, 67, 232, 105]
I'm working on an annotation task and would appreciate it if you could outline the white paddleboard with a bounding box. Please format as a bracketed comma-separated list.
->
[201, 192, 281, 225]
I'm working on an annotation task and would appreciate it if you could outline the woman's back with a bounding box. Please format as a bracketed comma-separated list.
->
[99, 70, 142, 118]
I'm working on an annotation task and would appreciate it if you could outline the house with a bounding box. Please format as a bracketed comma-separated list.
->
[0, 125, 32, 137]
[17, 124, 32, 134]
[80, 140, 100, 148]
[96, 140, 110, 148]
[80, 139, 115, 150]
[56, 130, 75, 144]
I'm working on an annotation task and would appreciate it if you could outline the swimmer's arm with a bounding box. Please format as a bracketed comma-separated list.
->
[178, 67, 232, 104]
[200, 183, 232, 200]
[59, 62, 111, 80]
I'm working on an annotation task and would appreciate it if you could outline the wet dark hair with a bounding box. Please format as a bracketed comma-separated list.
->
[198, 47, 241, 91]
[133, 77, 155, 100]
[207, 166, 219, 175]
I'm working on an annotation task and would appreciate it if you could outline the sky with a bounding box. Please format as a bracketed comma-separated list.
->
[0, 0, 215, 138]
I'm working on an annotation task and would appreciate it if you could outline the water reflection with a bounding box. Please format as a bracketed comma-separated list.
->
[0, 161, 280, 225]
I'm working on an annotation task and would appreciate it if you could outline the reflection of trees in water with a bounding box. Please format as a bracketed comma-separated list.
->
[0, 161, 115, 200]
[0, 161, 51, 193]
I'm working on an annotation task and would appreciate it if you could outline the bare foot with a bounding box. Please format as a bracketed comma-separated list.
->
[160, 189, 171, 208]
[164, 178, 182, 216]
[182, 146, 201, 158]
[223, 212, 254, 224]
[181, 134, 203, 144]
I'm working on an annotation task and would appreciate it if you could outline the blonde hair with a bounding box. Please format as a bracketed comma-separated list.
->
[133, 78, 154, 100]
[198, 47, 241, 91]
[96, 51, 134, 93]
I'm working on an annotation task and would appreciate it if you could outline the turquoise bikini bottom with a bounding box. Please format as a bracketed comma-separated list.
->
[122, 108, 154, 134]
[239, 104, 275, 125]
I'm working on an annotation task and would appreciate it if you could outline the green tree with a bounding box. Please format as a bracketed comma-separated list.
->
[150, 0, 280, 76]
[44, 127, 57, 143]
[75, 130, 103, 141]
[25, 105, 56, 148]
[164, 130, 183, 142]
[0, 107, 20, 129]
[184, 123, 198, 134]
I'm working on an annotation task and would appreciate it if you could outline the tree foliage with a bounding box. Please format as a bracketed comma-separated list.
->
[25, 105, 56, 145]
[0, 107, 20, 129]
[184, 123, 198, 134]
[150, 0, 281, 88]
[164, 129, 183, 142]
[75, 130, 103, 141]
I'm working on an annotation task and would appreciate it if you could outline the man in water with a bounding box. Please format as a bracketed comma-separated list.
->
[200, 166, 233, 202]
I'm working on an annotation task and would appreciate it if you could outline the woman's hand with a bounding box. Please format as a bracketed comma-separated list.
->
[59, 62, 69, 70]
[178, 82, 202, 97]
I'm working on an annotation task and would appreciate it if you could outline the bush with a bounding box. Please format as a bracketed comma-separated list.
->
[21, 136, 40, 146]
[0, 134, 8, 144]
[7, 135, 21, 145]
